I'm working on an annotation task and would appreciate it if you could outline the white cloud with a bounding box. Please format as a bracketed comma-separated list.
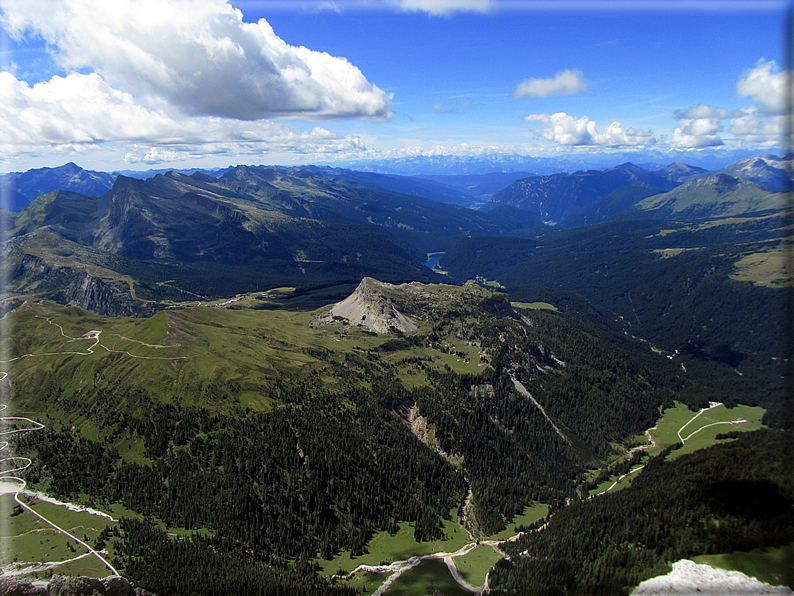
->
[524, 112, 655, 147]
[729, 107, 784, 147]
[0, 71, 366, 159]
[393, 0, 491, 15]
[737, 59, 790, 116]
[0, 0, 392, 121]
[512, 69, 589, 98]
[670, 103, 726, 148]
[673, 104, 728, 120]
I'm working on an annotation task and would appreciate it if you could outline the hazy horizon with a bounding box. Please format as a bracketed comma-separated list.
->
[1, 0, 788, 173]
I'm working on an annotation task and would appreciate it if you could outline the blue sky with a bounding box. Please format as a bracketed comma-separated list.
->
[0, 0, 789, 172]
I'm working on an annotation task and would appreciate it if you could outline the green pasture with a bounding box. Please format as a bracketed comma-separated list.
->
[5, 301, 390, 417]
[587, 402, 766, 498]
[646, 402, 765, 459]
[588, 464, 646, 498]
[1, 493, 116, 580]
[483, 502, 549, 542]
[386, 558, 471, 596]
[693, 542, 794, 589]
[512, 301, 558, 311]
[4, 294, 503, 424]
[453, 544, 502, 586]
[731, 246, 792, 288]
[318, 513, 469, 578]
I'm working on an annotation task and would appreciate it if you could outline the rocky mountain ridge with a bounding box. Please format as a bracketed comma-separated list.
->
[485, 156, 788, 227]
[311, 276, 519, 335]
[1, 163, 116, 213]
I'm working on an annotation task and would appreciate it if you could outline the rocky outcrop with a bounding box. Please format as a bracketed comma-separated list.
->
[311, 277, 525, 335]
[631, 560, 793, 595]
[323, 277, 418, 334]
[0, 575, 153, 596]
[62, 272, 141, 317]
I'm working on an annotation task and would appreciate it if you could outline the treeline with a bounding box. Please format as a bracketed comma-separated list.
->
[441, 221, 789, 427]
[12, 298, 690, 548]
[113, 518, 356, 596]
[14, 374, 463, 562]
[489, 429, 794, 595]
[11, 294, 746, 590]
[415, 365, 580, 534]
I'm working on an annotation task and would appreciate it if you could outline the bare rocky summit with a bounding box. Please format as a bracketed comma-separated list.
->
[313, 277, 419, 334]
[311, 277, 518, 334]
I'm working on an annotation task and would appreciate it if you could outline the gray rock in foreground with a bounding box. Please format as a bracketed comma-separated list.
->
[0, 576, 153, 596]
[632, 560, 793, 595]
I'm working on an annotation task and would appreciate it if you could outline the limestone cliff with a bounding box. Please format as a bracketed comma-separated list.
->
[323, 277, 418, 334]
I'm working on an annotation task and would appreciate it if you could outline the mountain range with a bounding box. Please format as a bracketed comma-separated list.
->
[483, 155, 789, 226]
[1, 162, 117, 213]
[2, 164, 546, 316]
[2, 151, 792, 595]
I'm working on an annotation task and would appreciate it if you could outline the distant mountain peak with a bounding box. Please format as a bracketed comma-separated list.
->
[612, 162, 647, 173]
[1, 162, 116, 212]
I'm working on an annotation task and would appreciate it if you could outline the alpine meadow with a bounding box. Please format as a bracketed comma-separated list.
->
[0, 1, 792, 595]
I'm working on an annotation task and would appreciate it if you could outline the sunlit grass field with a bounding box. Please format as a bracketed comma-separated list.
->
[693, 541, 794, 589]
[647, 402, 765, 460]
[386, 559, 470, 596]
[318, 513, 469, 577]
[0, 493, 116, 580]
[454, 544, 502, 586]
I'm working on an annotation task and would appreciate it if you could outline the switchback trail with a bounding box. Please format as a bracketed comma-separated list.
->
[0, 375, 120, 577]
[0, 313, 187, 579]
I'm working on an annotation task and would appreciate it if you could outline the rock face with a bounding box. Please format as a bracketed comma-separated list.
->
[631, 560, 793, 595]
[0, 575, 153, 596]
[311, 277, 521, 336]
[326, 277, 418, 334]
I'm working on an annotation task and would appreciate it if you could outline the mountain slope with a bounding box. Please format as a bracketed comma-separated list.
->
[4, 171, 446, 314]
[559, 185, 663, 228]
[213, 165, 545, 252]
[632, 174, 784, 220]
[703, 153, 792, 192]
[0, 162, 116, 212]
[3, 165, 548, 315]
[291, 165, 478, 207]
[440, 212, 790, 426]
[482, 164, 689, 225]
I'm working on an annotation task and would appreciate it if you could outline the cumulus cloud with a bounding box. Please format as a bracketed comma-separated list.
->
[670, 103, 726, 148]
[670, 103, 728, 149]
[393, 0, 491, 15]
[524, 112, 655, 147]
[737, 59, 790, 116]
[729, 107, 784, 147]
[0, 71, 366, 159]
[673, 104, 728, 121]
[0, 0, 392, 121]
[512, 69, 589, 98]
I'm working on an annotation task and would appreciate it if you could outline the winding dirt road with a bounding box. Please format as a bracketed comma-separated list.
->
[0, 313, 187, 579]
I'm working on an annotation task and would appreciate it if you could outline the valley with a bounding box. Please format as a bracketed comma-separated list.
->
[0, 153, 791, 595]
[1, 278, 788, 594]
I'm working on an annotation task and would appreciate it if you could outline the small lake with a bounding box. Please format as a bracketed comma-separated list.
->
[424, 253, 444, 270]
